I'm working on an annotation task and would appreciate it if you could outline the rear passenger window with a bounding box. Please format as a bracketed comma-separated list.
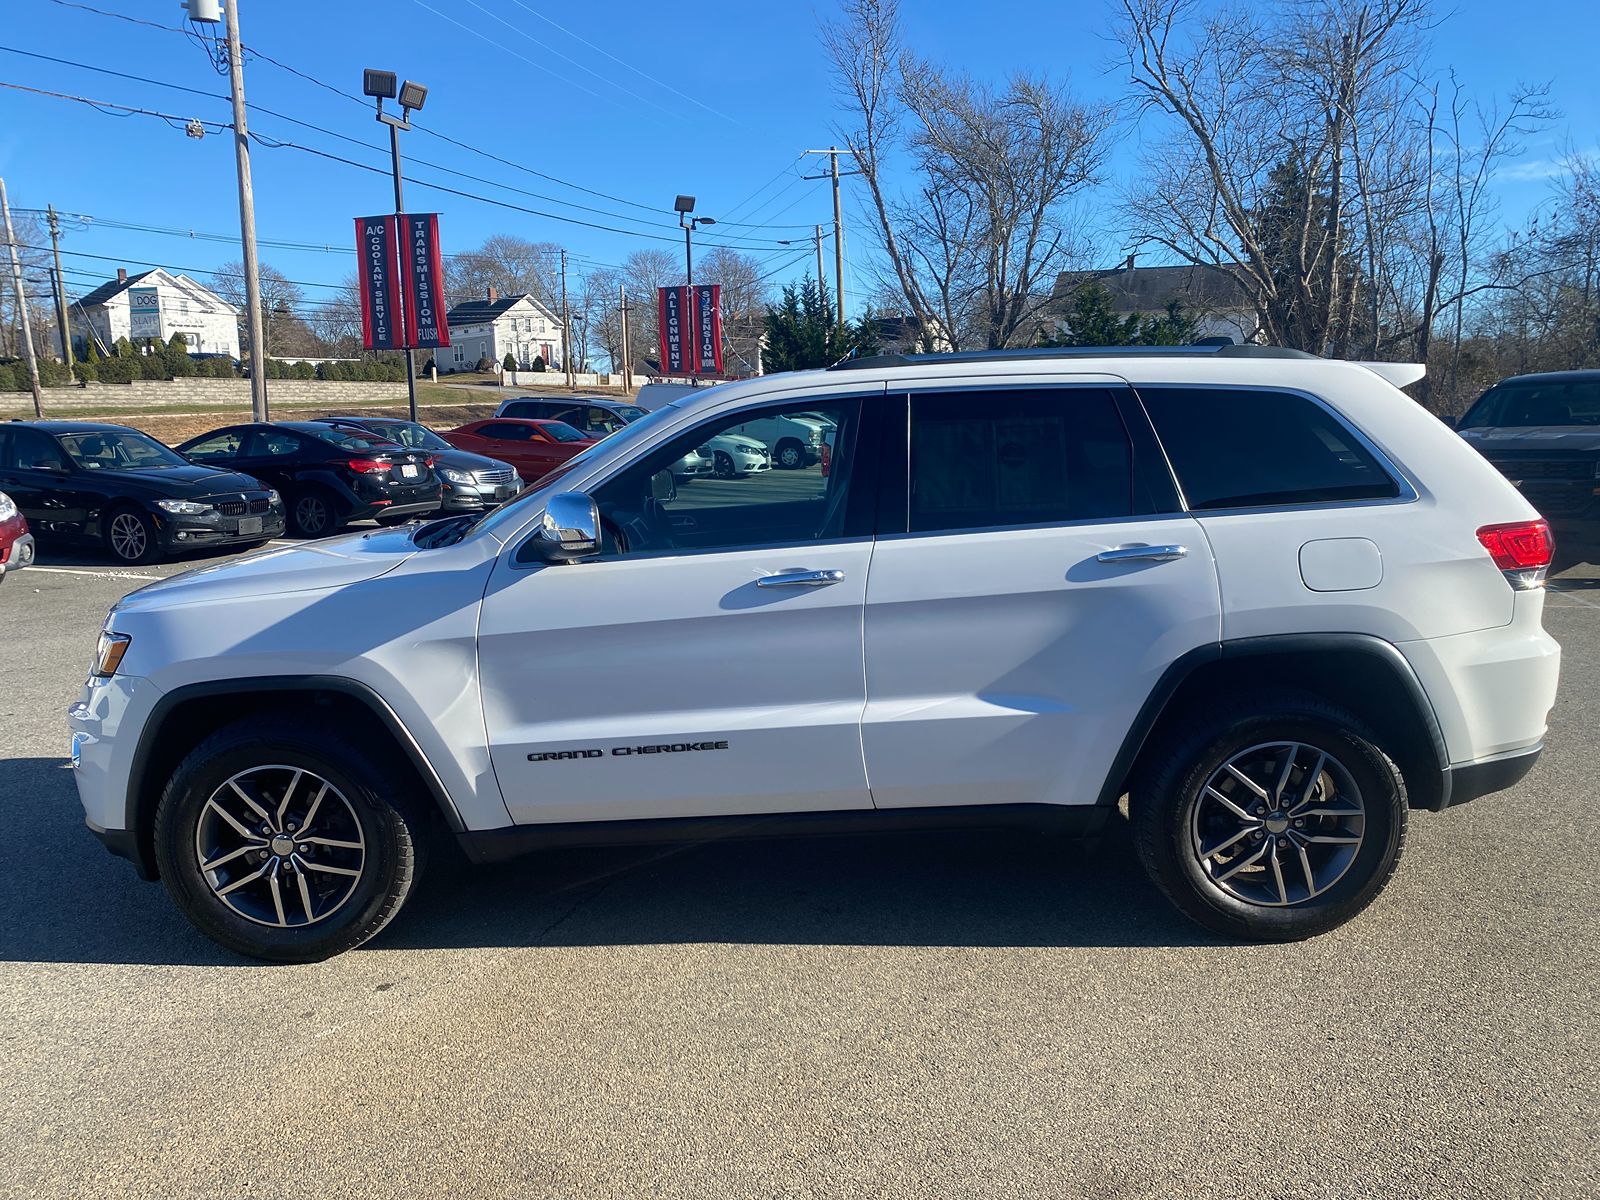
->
[1139, 387, 1399, 510]
[908, 389, 1133, 533]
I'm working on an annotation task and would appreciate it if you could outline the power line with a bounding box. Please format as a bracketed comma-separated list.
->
[0, 80, 229, 132]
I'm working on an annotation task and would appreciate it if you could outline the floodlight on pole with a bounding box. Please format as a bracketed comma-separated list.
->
[398, 80, 428, 112]
[365, 66, 429, 420]
[674, 195, 696, 214]
[363, 69, 398, 99]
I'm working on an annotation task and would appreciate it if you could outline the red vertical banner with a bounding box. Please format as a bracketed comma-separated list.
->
[658, 285, 692, 374]
[694, 284, 723, 375]
[401, 213, 450, 349]
[355, 215, 404, 351]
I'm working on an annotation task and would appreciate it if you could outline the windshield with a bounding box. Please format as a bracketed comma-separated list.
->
[1460, 379, 1600, 429]
[351, 421, 451, 451]
[58, 430, 189, 470]
[613, 406, 648, 422]
[311, 429, 399, 452]
[539, 421, 590, 443]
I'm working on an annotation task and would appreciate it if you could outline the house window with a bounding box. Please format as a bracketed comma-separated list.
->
[452, 345, 465, 365]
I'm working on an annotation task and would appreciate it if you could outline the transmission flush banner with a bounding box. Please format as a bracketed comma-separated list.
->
[658, 285, 692, 374]
[401, 213, 451, 349]
[694, 284, 723, 375]
[355, 215, 403, 351]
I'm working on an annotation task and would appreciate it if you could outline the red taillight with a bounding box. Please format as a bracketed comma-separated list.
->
[1477, 520, 1553, 571]
[348, 458, 390, 474]
[820, 442, 832, 478]
[424, 456, 436, 468]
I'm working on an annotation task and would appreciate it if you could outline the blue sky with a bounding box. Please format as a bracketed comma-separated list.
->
[0, 0, 1595, 323]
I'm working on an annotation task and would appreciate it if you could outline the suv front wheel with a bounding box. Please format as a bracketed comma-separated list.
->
[153, 717, 427, 962]
[1132, 691, 1407, 941]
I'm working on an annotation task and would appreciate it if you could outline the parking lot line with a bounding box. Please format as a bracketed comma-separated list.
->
[22, 566, 165, 581]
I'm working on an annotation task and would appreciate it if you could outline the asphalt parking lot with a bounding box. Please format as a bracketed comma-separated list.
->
[0, 536, 1596, 1200]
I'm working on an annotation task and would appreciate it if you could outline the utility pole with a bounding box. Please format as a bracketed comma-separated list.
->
[560, 249, 572, 390]
[618, 282, 631, 389]
[804, 148, 860, 326]
[219, 1, 269, 421]
[814, 224, 825, 299]
[0, 178, 43, 417]
[46, 206, 74, 383]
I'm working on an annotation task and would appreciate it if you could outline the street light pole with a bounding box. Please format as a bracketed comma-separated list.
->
[366, 71, 429, 423]
[673, 195, 716, 385]
[386, 121, 418, 423]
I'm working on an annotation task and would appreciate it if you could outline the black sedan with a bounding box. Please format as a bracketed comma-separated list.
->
[176, 422, 443, 537]
[307, 416, 521, 513]
[0, 421, 285, 565]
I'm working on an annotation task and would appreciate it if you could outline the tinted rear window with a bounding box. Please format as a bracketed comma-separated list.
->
[1459, 378, 1600, 429]
[1140, 387, 1399, 510]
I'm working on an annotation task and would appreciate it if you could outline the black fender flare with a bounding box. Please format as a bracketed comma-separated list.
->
[1094, 633, 1451, 810]
[123, 675, 465, 880]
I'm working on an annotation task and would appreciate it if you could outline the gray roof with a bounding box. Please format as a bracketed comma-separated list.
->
[1054, 264, 1253, 313]
[446, 293, 559, 325]
[75, 270, 157, 308]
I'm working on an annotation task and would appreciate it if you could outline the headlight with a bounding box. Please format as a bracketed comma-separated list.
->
[0, 492, 16, 521]
[156, 499, 210, 515]
[93, 631, 131, 677]
[266, 489, 281, 506]
[442, 468, 476, 484]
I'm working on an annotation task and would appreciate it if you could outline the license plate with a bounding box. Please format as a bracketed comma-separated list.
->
[238, 516, 262, 536]
[401, 464, 419, 478]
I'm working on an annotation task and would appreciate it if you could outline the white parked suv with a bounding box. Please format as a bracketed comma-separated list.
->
[69, 347, 1561, 961]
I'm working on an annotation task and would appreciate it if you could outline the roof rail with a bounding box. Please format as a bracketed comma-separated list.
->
[826, 345, 1320, 371]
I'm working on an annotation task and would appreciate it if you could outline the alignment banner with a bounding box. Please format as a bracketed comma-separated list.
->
[401, 213, 450, 349]
[694, 284, 723, 375]
[355, 215, 403, 351]
[658, 285, 692, 375]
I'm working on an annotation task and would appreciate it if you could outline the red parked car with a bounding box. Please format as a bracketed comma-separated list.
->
[440, 418, 596, 484]
[0, 489, 36, 582]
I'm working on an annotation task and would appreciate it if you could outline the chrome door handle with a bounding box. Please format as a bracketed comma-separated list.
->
[756, 568, 846, 588]
[1097, 544, 1188, 563]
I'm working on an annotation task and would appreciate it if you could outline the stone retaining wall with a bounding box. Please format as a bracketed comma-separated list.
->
[3, 379, 409, 410]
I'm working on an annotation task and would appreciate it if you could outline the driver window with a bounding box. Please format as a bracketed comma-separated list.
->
[247, 429, 303, 457]
[184, 430, 244, 461]
[589, 399, 859, 557]
[11, 429, 68, 471]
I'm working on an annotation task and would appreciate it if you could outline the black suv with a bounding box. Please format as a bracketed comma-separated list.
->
[176, 422, 442, 537]
[492, 396, 648, 439]
[1457, 370, 1600, 563]
[0, 421, 284, 564]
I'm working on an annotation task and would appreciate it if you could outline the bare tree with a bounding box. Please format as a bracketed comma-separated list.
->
[0, 211, 54, 360]
[822, 0, 1110, 349]
[209, 260, 321, 358]
[698, 245, 772, 372]
[445, 234, 562, 309]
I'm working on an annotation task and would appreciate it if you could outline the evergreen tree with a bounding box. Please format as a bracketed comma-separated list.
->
[503, 352, 517, 371]
[762, 277, 878, 373]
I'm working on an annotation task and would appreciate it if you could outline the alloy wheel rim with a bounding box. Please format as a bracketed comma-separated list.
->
[109, 513, 146, 560]
[194, 765, 366, 928]
[779, 446, 801, 468]
[714, 452, 734, 478]
[296, 496, 327, 533]
[1190, 740, 1366, 908]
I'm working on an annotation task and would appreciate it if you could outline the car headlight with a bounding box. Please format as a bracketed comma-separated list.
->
[266, 489, 281, 506]
[441, 467, 476, 484]
[0, 492, 16, 521]
[93, 631, 131, 677]
[156, 499, 210, 515]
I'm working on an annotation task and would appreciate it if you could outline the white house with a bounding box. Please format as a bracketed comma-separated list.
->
[444, 288, 564, 371]
[76, 268, 241, 359]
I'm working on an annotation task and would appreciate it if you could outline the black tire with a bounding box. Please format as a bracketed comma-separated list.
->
[289, 487, 343, 538]
[713, 450, 738, 479]
[104, 504, 160, 565]
[153, 717, 428, 962]
[1130, 690, 1407, 942]
[774, 438, 806, 470]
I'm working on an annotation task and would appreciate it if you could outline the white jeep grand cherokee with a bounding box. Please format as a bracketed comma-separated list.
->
[69, 347, 1561, 961]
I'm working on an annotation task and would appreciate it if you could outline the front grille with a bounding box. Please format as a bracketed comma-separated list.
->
[475, 467, 515, 485]
[216, 501, 246, 516]
[250, 498, 270, 514]
[1484, 456, 1595, 481]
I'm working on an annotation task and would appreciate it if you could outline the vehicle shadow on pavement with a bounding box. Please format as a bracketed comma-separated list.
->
[0, 753, 1208, 965]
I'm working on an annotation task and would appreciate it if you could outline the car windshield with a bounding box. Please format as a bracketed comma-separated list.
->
[348, 421, 451, 451]
[312, 429, 398, 451]
[1459, 379, 1600, 429]
[612, 406, 648, 422]
[538, 421, 589, 443]
[56, 430, 189, 470]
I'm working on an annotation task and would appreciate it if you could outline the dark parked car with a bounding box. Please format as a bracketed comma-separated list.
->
[492, 396, 648, 439]
[0, 422, 284, 565]
[176, 422, 442, 537]
[307, 416, 521, 513]
[439, 418, 597, 484]
[1457, 370, 1600, 563]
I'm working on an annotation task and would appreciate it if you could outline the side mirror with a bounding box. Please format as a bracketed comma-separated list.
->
[530, 491, 600, 563]
[649, 469, 677, 503]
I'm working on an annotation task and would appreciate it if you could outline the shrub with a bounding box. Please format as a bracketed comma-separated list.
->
[531, 355, 546, 373]
[96, 356, 139, 384]
[0, 363, 18, 391]
[74, 359, 98, 383]
[292, 361, 316, 380]
[168, 350, 195, 378]
[502, 352, 517, 371]
[475, 356, 495, 373]
[203, 357, 236, 378]
[113, 336, 135, 359]
[138, 353, 169, 380]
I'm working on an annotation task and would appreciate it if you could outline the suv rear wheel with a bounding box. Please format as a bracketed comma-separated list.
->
[153, 717, 427, 962]
[1131, 691, 1407, 941]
